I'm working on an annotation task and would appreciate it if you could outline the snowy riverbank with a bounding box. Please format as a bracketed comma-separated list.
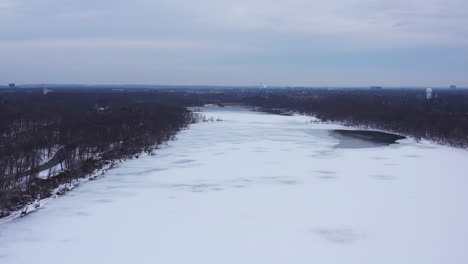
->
[1, 106, 467, 264]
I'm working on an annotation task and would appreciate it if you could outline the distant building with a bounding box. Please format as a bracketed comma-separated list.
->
[8, 83, 15, 88]
[450, 85, 457, 89]
[43, 86, 53, 95]
[426, 88, 433, 100]
[95, 105, 110, 112]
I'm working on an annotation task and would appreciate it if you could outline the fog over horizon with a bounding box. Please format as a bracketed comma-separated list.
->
[1, 0, 467, 86]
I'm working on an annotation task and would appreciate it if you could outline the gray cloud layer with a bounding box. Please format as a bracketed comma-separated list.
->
[1, 0, 467, 86]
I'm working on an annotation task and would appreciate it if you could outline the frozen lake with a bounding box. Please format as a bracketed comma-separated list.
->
[1, 106, 468, 264]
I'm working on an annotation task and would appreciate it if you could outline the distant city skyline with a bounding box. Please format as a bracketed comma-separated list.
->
[1, 0, 467, 86]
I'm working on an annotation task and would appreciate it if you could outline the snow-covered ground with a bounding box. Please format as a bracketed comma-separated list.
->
[1, 106, 468, 264]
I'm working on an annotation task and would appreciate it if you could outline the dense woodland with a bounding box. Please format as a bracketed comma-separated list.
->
[1, 86, 467, 217]
[240, 88, 468, 147]
[122, 86, 468, 147]
[0, 90, 198, 217]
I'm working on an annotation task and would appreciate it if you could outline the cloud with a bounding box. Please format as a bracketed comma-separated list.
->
[55, 10, 103, 20]
[0, 39, 204, 50]
[0, 0, 17, 16]
[2, 0, 468, 46]
[0, 38, 261, 55]
[1, 0, 468, 85]
[392, 21, 411, 28]
[0, 0, 15, 8]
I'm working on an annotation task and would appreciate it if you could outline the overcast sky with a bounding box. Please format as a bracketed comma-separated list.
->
[1, 0, 467, 86]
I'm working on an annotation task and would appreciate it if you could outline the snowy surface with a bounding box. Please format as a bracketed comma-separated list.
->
[1, 106, 468, 264]
[37, 163, 63, 179]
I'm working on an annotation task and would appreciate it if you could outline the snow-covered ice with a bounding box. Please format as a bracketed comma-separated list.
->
[1, 106, 468, 264]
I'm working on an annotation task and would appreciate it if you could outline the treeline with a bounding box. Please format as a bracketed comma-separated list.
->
[2, 87, 468, 217]
[140, 87, 468, 148]
[241, 89, 468, 148]
[0, 91, 198, 217]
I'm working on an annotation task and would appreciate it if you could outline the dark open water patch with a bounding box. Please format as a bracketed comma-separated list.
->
[254, 108, 294, 116]
[330, 130, 406, 149]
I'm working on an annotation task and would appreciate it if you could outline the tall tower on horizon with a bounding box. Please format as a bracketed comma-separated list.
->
[426, 88, 433, 100]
